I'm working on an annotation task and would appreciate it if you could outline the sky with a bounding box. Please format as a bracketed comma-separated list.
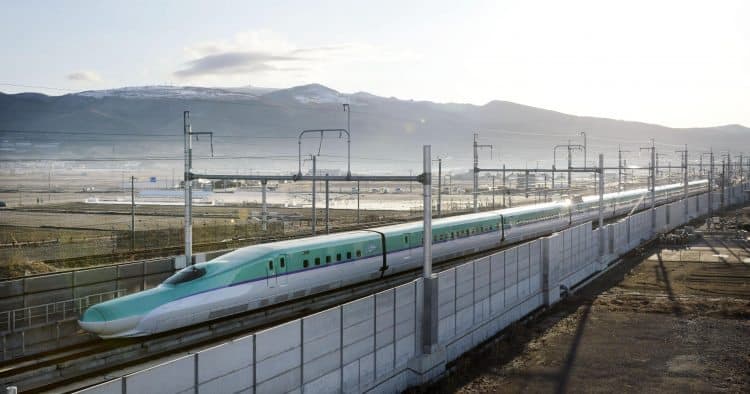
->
[1, 0, 749, 128]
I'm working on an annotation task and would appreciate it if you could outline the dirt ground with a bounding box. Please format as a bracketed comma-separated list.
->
[427, 207, 750, 393]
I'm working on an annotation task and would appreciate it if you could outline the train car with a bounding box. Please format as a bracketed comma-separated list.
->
[79, 180, 707, 338]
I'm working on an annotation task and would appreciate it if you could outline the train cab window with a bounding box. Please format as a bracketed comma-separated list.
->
[280, 258, 285, 268]
[326, 256, 331, 264]
[303, 259, 309, 267]
[347, 251, 352, 259]
[315, 257, 321, 266]
[336, 253, 342, 261]
[164, 267, 206, 285]
[268, 261, 273, 270]
[356, 250, 362, 257]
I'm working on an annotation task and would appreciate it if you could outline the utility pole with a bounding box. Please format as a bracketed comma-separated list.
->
[311, 155, 316, 235]
[727, 152, 732, 204]
[473, 133, 492, 213]
[131, 175, 135, 251]
[356, 180, 360, 224]
[491, 174, 495, 209]
[567, 140, 572, 190]
[618, 145, 631, 191]
[435, 158, 442, 217]
[502, 164, 506, 207]
[422, 144, 432, 277]
[261, 180, 268, 231]
[640, 139, 656, 231]
[343, 104, 351, 178]
[184, 111, 192, 265]
[182, 111, 213, 265]
[708, 149, 714, 220]
[721, 158, 727, 211]
[676, 145, 688, 217]
[580, 131, 587, 169]
[739, 154, 744, 189]
[598, 154, 604, 256]
[325, 173, 330, 234]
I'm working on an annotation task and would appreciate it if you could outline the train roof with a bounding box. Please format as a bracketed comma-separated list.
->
[370, 211, 502, 234]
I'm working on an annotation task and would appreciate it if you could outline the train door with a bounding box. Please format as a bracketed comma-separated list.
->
[266, 259, 276, 288]
[277, 254, 288, 286]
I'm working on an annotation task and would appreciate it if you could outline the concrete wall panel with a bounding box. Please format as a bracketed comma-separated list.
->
[24, 272, 72, 293]
[124, 355, 194, 394]
[374, 289, 394, 352]
[116, 278, 143, 294]
[0, 279, 24, 299]
[342, 295, 374, 391]
[517, 244, 530, 299]
[74, 267, 117, 286]
[255, 320, 301, 390]
[143, 272, 171, 288]
[144, 259, 173, 275]
[197, 335, 253, 394]
[117, 262, 144, 279]
[303, 308, 340, 366]
[437, 268, 455, 343]
[24, 287, 73, 307]
[529, 240, 542, 293]
[0, 295, 23, 316]
[503, 248, 518, 307]
[73, 281, 118, 299]
[473, 257, 490, 323]
[255, 367, 300, 394]
[489, 252, 505, 315]
[304, 369, 340, 394]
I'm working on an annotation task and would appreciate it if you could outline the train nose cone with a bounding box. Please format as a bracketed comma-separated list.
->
[78, 307, 108, 334]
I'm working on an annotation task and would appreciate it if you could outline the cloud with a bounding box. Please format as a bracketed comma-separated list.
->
[67, 70, 102, 82]
[174, 30, 420, 81]
[174, 51, 301, 78]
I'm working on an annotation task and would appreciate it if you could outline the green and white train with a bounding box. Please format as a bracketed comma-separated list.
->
[79, 180, 707, 337]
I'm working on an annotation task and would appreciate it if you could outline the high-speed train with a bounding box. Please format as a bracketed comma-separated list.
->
[79, 180, 707, 337]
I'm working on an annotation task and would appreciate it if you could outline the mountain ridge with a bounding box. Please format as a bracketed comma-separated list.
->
[0, 84, 747, 170]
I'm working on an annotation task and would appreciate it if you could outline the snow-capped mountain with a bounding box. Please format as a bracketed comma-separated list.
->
[74, 84, 352, 105]
[1, 83, 747, 169]
[76, 85, 270, 101]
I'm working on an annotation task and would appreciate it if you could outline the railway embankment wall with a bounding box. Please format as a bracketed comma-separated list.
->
[0, 250, 224, 360]
[71, 185, 748, 394]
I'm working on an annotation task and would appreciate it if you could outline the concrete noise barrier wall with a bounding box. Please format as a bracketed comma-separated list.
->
[73, 190, 746, 394]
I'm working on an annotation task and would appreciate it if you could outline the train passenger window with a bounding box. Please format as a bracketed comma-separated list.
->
[451, 232, 454, 239]
[164, 267, 206, 285]
[315, 257, 321, 266]
[268, 261, 273, 270]
[326, 256, 331, 263]
[404, 235, 408, 244]
[280, 258, 285, 268]
[336, 253, 341, 261]
[347, 251, 352, 259]
[303, 259, 309, 267]
[356, 250, 362, 257]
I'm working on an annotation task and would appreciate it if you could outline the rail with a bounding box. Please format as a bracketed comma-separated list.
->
[0, 289, 126, 335]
